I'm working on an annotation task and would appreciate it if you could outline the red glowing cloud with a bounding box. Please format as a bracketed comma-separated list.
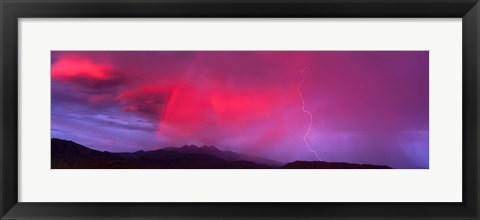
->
[155, 77, 302, 150]
[115, 84, 173, 119]
[52, 58, 112, 80]
[52, 56, 126, 88]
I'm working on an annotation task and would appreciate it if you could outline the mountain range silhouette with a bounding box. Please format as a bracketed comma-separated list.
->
[51, 138, 391, 169]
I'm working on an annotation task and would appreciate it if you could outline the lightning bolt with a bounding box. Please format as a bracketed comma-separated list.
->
[296, 68, 323, 161]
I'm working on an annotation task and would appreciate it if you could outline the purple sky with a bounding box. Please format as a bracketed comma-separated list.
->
[51, 51, 429, 168]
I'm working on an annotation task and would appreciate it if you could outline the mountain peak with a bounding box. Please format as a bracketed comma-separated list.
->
[176, 144, 223, 153]
[180, 145, 199, 150]
[200, 145, 221, 152]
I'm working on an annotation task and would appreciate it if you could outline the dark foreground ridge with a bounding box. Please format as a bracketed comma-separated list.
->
[282, 161, 391, 169]
[51, 138, 391, 169]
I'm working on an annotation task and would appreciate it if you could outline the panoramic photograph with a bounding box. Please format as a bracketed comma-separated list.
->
[51, 51, 429, 169]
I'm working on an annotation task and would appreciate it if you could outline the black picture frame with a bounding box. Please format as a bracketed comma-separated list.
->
[1, 0, 479, 219]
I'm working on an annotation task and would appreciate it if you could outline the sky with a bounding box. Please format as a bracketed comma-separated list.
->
[51, 51, 429, 168]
